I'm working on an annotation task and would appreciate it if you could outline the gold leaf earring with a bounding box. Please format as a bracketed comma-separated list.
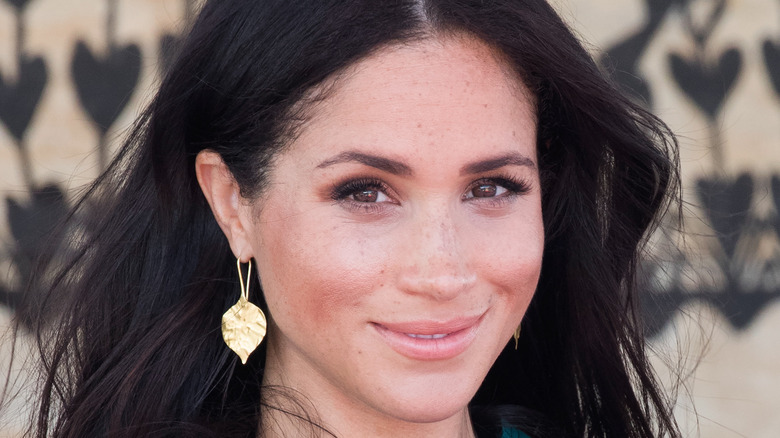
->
[222, 258, 267, 364]
[513, 325, 521, 350]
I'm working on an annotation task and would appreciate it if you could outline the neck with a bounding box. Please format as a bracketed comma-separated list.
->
[258, 338, 476, 438]
[260, 402, 475, 438]
[260, 403, 475, 438]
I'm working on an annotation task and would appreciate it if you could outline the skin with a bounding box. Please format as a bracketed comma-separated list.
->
[196, 35, 544, 438]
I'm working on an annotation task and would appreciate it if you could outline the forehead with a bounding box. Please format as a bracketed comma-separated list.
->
[316, 35, 533, 116]
[286, 34, 538, 164]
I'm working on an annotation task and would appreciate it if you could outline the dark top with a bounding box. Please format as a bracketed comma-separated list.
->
[501, 426, 531, 438]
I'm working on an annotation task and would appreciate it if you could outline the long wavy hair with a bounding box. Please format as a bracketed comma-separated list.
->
[12, 0, 681, 436]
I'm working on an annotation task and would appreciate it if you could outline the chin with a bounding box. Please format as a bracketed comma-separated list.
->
[388, 400, 469, 424]
[371, 373, 482, 424]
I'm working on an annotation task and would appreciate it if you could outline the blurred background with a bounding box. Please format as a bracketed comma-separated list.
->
[0, 0, 778, 436]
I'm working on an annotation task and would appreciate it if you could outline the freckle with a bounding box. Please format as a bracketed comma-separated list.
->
[483, 103, 488, 108]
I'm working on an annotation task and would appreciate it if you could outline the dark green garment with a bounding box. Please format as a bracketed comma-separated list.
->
[500, 426, 531, 438]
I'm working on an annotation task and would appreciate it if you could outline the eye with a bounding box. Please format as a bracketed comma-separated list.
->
[467, 183, 508, 199]
[463, 177, 528, 200]
[330, 178, 395, 213]
[350, 188, 390, 203]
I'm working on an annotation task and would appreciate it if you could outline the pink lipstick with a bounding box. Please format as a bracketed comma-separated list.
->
[372, 314, 482, 361]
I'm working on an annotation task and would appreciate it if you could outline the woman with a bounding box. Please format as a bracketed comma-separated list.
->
[17, 0, 681, 437]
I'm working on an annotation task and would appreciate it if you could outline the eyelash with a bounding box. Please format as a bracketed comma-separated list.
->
[330, 178, 393, 213]
[330, 175, 531, 213]
[465, 176, 531, 201]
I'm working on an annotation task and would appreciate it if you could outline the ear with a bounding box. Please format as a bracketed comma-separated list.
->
[195, 150, 254, 261]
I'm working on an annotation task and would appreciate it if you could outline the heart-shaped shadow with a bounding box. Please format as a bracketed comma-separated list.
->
[763, 39, 780, 97]
[6, 184, 68, 283]
[71, 41, 141, 134]
[640, 288, 688, 338]
[5, 0, 33, 10]
[4, 183, 69, 326]
[0, 56, 48, 142]
[600, 0, 677, 106]
[669, 48, 742, 119]
[696, 174, 753, 261]
[686, 0, 726, 47]
[717, 291, 780, 330]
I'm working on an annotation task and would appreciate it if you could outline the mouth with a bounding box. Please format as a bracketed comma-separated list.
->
[404, 333, 448, 339]
[371, 314, 484, 361]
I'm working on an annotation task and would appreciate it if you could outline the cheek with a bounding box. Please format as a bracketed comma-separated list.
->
[255, 211, 390, 329]
[472, 215, 544, 306]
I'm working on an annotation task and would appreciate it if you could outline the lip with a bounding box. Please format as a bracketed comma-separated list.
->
[371, 313, 484, 361]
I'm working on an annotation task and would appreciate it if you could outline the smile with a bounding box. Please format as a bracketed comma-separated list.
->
[371, 314, 484, 361]
[405, 333, 448, 339]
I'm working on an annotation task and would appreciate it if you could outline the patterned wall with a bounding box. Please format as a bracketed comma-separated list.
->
[1, 0, 778, 436]
[584, 0, 780, 335]
[556, 1, 780, 435]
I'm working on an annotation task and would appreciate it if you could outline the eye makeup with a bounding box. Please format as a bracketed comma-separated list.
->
[463, 175, 531, 199]
[462, 174, 532, 210]
[328, 172, 533, 215]
[329, 177, 396, 214]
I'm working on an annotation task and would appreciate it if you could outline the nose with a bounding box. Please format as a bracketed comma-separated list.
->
[397, 203, 476, 301]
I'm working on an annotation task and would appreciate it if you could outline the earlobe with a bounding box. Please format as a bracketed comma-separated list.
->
[195, 150, 253, 260]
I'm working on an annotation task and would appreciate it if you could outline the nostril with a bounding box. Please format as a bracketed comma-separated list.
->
[398, 211, 475, 299]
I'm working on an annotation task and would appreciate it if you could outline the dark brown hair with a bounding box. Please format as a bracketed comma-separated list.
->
[16, 1, 680, 436]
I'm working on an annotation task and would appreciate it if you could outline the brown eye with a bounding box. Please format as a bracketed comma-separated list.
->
[332, 178, 392, 206]
[464, 179, 514, 200]
[353, 189, 380, 202]
[471, 184, 498, 198]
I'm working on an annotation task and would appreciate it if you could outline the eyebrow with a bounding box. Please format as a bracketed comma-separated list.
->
[459, 152, 536, 175]
[316, 151, 413, 176]
[315, 150, 536, 176]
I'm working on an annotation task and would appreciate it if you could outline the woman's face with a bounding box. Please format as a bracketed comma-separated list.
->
[241, 36, 543, 429]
